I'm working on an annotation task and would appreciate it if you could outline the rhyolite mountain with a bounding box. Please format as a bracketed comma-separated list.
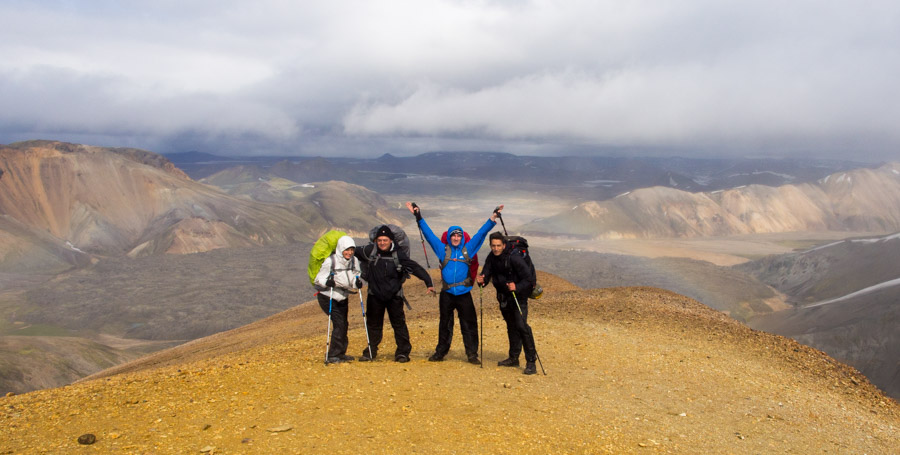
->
[522, 163, 900, 238]
[0, 141, 399, 269]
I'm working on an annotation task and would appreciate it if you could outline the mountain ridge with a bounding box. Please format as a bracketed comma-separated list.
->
[2, 273, 897, 453]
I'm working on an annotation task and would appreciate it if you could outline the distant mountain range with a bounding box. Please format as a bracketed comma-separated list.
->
[522, 163, 900, 238]
[167, 150, 868, 200]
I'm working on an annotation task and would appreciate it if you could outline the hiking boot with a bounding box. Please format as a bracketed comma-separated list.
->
[325, 356, 345, 364]
[523, 361, 537, 375]
[468, 356, 481, 365]
[338, 354, 355, 362]
[394, 354, 410, 363]
[428, 353, 444, 362]
[358, 354, 375, 362]
[497, 357, 520, 367]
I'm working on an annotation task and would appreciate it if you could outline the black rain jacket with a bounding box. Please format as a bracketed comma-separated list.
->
[355, 243, 433, 301]
[480, 251, 534, 298]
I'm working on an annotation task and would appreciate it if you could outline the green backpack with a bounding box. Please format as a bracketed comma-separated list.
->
[308, 230, 348, 286]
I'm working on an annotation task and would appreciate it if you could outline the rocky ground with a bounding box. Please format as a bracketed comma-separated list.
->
[1, 272, 897, 454]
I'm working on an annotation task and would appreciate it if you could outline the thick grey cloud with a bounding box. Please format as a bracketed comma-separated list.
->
[2, 0, 899, 160]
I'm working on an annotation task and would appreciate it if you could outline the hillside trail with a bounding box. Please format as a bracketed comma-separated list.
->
[2, 272, 897, 454]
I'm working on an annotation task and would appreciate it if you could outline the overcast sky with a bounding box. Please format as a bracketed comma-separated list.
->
[1, 1, 899, 160]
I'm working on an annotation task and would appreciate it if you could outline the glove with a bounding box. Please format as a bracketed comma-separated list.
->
[412, 204, 423, 222]
[325, 276, 335, 288]
[355, 277, 363, 289]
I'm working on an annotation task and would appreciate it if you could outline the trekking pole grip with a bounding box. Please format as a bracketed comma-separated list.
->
[495, 207, 508, 235]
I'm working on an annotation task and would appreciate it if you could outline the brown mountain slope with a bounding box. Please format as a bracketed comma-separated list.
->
[0, 141, 398, 261]
[2, 272, 897, 454]
[523, 162, 900, 238]
[0, 141, 313, 256]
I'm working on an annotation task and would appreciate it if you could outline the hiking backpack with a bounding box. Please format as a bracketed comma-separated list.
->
[367, 224, 411, 257]
[308, 229, 348, 286]
[439, 230, 480, 290]
[504, 235, 542, 299]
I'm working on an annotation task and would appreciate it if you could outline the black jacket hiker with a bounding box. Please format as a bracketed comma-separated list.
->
[355, 242, 433, 361]
[481, 251, 538, 363]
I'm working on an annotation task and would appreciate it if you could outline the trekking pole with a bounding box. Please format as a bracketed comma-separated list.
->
[357, 280, 374, 360]
[411, 202, 431, 268]
[511, 291, 546, 375]
[494, 206, 508, 236]
[479, 284, 484, 368]
[324, 287, 334, 365]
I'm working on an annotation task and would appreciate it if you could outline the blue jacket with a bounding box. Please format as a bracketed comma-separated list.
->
[418, 217, 496, 295]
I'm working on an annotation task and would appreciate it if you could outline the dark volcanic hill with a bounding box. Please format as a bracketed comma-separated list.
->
[530, 247, 778, 322]
[739, 233, 900, 398]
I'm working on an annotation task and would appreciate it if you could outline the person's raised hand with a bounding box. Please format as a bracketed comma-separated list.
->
[406, 202, 423, 220]
[491, 204, 505, 221]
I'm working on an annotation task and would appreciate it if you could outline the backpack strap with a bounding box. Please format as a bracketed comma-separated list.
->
[397, 287, 412, 310]
[391, 251, 402, 273]
[440, 244, 471, 269]
[370, 244, 405, 276]
[331, 254, 357, 273]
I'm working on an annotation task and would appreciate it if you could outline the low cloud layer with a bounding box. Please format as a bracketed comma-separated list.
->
[2, 1, 899, 160]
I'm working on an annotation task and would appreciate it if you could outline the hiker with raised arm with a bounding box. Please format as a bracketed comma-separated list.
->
[477, 231, 539, 374]
[355, 225, 435, 363]
[406, 201, 503, 365]
[314, 235, 362, 364]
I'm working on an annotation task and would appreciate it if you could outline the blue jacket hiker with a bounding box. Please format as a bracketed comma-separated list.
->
[406, 201, 503, 364]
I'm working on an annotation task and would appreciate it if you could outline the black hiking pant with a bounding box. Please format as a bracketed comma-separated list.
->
[498, 292, 537, 363]
[435, 291, 479, 359]
[363, 293, 412, 359]
[317, 293, 350, 358]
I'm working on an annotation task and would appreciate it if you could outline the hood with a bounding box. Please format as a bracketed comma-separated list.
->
[445, 225, 465, 247]
[335, 235, 356, 254]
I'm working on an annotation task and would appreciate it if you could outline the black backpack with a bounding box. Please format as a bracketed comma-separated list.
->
[504, 235, 542, 299]
[368, 224, 411, 257]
